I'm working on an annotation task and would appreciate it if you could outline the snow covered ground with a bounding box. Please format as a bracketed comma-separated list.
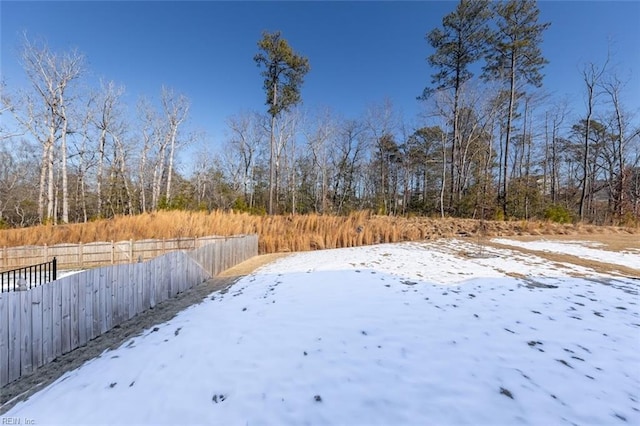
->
[1, 269, 81, 292]
[492, 238, 640, 271]
[5, 239, 639, 425]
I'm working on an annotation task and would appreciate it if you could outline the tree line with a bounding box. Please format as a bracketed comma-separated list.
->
[1, 0, 638, 229]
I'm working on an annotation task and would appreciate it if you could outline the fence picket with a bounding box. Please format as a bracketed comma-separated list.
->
[136, 264, 143, 315]
[52, 277, 62, 359]
[8, 292, 20, 382]
[148, 260, 156, 309]
[61, 279, 71, 355]
[92, 269, 101, 340]
[0, 293, 9, 385]
[112, 266, 121, 326]
[20, 289, 33, 376]
[41, 283, 53, 363]
[119, 265, 128, 324]
[31, 286, 43, 369]
[98, 269, 107, 335]
[139, 263, 148, 313]
[105, 268, 113, 332]
[127, 265, 135, 321]
[80, 280, 91, 347]
[70, 276, 80, 350]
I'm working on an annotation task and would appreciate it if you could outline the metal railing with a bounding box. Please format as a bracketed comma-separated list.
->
[0, 257, 57, 293]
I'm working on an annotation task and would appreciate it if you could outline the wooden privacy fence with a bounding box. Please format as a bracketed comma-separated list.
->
[0, 234, 258, 387]
[0, 235, 229, 272]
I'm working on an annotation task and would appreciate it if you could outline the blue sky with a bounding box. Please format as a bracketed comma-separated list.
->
[2, 1, 639, 154]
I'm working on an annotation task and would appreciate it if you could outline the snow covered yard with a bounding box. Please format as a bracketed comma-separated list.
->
[4, 239, 639, 425]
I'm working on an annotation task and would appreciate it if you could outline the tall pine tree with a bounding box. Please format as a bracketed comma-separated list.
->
[422, 0, 491, 213]
[254, 31, 310, 215]
[483, 0, 550, 218]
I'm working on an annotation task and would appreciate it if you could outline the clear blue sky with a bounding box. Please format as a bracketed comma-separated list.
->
[2, 1, 639, 153]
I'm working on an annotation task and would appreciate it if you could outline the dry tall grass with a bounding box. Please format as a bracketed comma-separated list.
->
[0, 211, 636, 254]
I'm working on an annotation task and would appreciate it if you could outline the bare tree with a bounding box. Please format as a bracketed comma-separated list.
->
[161, 87, 190, 204]
[17, 33, 84, 223]
[302, 108, 336, 213]
[601, 74, 639, 219]
[273, 108, 299, 213]
[544, 100, 568, 205]
[136, 97, 159, 213]
[329, 119, 368, 214]
[89, 80, 126, 218]
[364, 99, 398, 214]
[578, 59, 608, 221]
[225, 111, 267, 208]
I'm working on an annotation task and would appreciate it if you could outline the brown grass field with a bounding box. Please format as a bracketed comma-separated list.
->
[0, 211, 637, 254]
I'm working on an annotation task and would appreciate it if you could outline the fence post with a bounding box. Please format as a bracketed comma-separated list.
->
[129, 239, 134, 261]
[111, 241, 115, 264]
[78, 243, 83, 268]
[52, 257, 57, 281]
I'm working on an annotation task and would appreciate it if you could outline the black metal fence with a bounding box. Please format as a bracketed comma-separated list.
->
[0, 257, 57, 293]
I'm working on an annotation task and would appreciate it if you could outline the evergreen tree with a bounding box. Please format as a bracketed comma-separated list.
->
[422, 0, 491, 213]
[483, 0, 550, 218]
[254, 31, 310, 215]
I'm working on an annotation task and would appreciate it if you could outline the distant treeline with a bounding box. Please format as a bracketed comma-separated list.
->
[1, 0, 638, 228]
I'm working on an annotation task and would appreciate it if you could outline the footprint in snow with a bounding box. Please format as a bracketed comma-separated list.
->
[499, 387, 514, 399]
[556, 359, 574, 369]
[212, 394, 227, 403]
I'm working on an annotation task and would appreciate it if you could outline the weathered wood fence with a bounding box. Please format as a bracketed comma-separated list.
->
[0, 234, 258, 387]
[0, 236, 229, 272]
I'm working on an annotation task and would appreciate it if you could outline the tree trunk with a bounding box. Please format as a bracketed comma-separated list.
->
[579, 113, 592, 221]
[47, 137, 55, 222]
[503, 53, 517, 219]
[450, 86, 460, 212]
[97, 128, 107, 217]
[165, 125, 178, 202]
[440, 130, 447, 218]
[152, 141, 166, 211]
[38, 135, 50, 223]
[268, 84, 278, 215]
[60, 102, 69, 224]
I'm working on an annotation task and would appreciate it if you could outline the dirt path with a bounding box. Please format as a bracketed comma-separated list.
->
[0, 253, 289, 414]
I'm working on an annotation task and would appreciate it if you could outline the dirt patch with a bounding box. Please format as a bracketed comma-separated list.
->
[482, 239, 640, 279]
[497, 234, 640, 253]
[0, 253, 288, 414]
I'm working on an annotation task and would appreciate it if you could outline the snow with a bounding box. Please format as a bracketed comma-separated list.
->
[5, 240, 640, 425]
[1, 269, 82, 292]
[57, 269, 83, 279]
[492, 238, 640, 271]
